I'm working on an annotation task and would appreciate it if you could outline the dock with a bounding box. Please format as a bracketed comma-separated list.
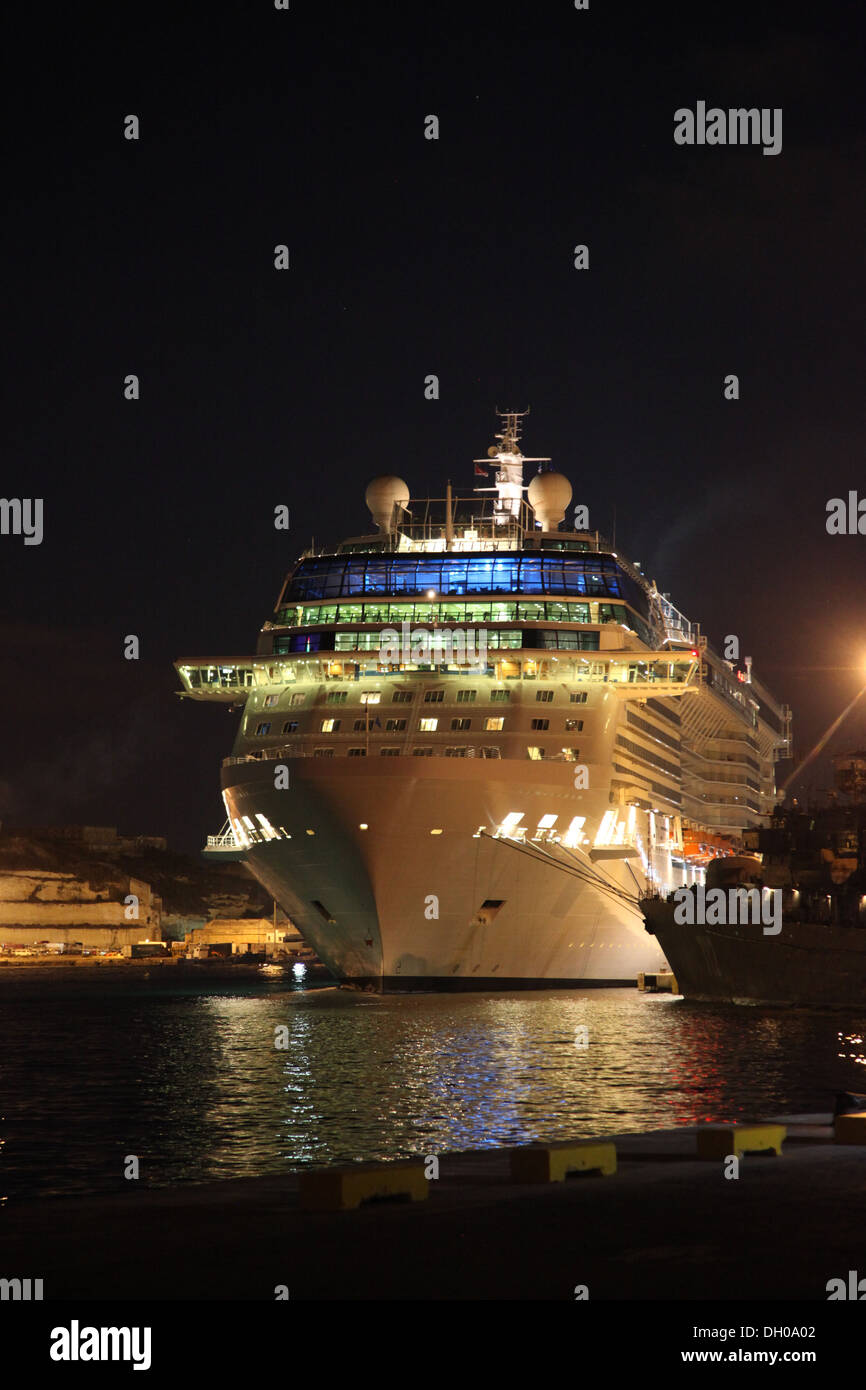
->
[4, 1112, 866, 1300]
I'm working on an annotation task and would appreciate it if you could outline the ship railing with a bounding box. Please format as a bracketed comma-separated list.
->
[224, 746, 590, 765]
[206, 832, 240, 849]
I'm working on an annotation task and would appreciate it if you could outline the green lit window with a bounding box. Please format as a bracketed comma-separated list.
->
[337, 605, 363, 623]
[518, 602, 545, 621]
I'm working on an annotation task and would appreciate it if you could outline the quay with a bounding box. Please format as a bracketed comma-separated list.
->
[4, 1113, 866, 1300]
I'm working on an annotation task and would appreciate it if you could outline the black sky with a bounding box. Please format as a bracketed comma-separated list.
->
[2, 3, 865, 850]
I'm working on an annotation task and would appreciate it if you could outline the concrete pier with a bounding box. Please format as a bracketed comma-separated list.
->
[3, 1114, 865, 1300]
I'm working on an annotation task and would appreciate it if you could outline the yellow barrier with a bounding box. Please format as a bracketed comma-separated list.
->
[697, 1123, 786, 1160]
[833, 1112, 866, 1145]
[298, 1160, 429, 1211]
[510, 1140, 616, 1183]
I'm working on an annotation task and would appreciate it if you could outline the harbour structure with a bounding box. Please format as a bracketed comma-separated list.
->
[176, 411, 790, 989]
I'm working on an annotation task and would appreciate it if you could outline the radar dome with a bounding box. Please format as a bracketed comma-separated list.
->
[528, 471, 573, 530]
[365, 475, 410, 533]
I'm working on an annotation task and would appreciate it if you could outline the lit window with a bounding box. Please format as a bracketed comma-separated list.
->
[255, 722, 272, 735]
[527, 746, 545, 760]
[565, 719, 584, 731]
[538, 814, 558, 829]
[451, 718, 471, 731]
[321, 719, 341, 732]
[485, 717, 504, 731]
[360, 692, 381, 704]
[419, 718, 438, 732]
[561, 748, 580, 760]
[430, 828, 444, 835]
[531, 718, 549, 730]
[264, 694, 279, 708]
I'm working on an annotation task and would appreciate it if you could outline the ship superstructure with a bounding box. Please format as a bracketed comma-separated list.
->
[176, 411, 791, 989]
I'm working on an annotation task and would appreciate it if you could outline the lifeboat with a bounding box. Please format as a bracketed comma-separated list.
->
[682, 827, 739, 866]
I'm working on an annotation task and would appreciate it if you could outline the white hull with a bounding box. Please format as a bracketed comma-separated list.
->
[221, 757, 671, 989]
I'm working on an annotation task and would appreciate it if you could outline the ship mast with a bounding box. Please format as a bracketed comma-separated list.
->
[473, 406, 551, 526]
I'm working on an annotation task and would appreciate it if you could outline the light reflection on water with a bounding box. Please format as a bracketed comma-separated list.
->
[2, 981, 866, 1198]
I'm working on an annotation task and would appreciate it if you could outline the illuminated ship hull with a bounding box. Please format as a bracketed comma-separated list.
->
[177, 412, 791, 991]
[220, 754, 671, 988]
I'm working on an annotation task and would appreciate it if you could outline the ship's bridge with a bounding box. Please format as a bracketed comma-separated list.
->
[279, 551, 652, 613]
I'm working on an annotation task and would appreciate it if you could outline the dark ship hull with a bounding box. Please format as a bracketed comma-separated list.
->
[642, 897, 866, 1007]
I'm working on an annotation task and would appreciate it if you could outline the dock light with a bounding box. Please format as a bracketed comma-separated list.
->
[292, 962, 306, 978]
[359, 823, 368, 830]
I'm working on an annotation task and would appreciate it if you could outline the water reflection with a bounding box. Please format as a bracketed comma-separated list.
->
[2, 982, 865, 1198]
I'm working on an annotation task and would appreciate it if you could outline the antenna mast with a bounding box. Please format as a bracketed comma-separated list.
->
[472, 406, 550, 526]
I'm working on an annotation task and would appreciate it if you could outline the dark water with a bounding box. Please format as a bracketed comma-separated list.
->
[1, 974, 865, 1200]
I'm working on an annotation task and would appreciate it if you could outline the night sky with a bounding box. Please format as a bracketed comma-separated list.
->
[3, 4, 865, 851]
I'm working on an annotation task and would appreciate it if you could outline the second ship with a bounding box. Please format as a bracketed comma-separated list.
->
[176, 410, 791, 990]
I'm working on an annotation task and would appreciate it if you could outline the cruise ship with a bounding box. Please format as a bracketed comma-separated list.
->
[175, 411, 791, 990]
